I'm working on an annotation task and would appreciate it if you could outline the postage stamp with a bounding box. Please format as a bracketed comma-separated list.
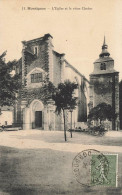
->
[72, 149, 118, 187]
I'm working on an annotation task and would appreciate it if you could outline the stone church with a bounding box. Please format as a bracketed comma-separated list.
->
[13, 34, 89, 130]
[89, 37, 119, 130]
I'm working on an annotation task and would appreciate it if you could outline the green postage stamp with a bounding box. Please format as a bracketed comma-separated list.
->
[72, 149, 118, 187]
[91, 154, 118, 187]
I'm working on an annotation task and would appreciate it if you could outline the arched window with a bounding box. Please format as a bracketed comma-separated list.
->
[31, 72, 43, 83]
[100, 63, 106, 70]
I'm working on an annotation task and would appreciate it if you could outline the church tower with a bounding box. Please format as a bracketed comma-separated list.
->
[89, 37, 119, 130]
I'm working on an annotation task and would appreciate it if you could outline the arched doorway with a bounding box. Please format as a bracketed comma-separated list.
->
[30, 100, 44, 129]
[22, 99, 55, 130]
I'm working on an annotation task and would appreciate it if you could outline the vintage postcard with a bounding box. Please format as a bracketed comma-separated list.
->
[0, 0, 122, 194]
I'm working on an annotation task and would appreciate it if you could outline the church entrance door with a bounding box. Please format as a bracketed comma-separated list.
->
[29, 99, 44, 129]
[35, 111, 42, 128]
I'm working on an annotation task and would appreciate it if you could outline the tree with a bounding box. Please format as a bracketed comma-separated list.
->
[40, 81, 56, 105]
[52, 80, 78, 141]
[88, 103, 114, 125]
[0, 52, 21, 114]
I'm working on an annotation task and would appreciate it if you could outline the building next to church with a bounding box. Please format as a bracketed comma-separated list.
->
[0, 106, 13, 127]
[89, 37, 119, 130]
[13, 34, 89, 130]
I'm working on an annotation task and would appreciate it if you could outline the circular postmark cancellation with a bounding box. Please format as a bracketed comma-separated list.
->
[72, 149, 111, 187]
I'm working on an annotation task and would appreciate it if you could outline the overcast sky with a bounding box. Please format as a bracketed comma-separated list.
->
[0, 0, 122, 80]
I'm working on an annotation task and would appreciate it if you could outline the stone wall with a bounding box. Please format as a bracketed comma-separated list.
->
[22, 34, 53, 88]
[53, 53, 61, 86]
[89, 72, 119, 130]
[90, 74, 113, 107]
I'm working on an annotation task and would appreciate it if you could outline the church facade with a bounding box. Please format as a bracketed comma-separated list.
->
[89, 37, 119, 130]
[13, 34, 89, 130]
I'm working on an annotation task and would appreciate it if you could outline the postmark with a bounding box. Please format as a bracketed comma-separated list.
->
[72, 149, 118, 187]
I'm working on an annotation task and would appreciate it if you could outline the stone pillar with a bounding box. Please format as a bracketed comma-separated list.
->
[44, 106, 48, 130]
[23, 107, 31, 130]
[47, 100, 55, 130]
[21, 100, 28, 130]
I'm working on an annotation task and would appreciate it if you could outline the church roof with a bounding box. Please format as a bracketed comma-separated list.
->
[64, 60, 90, 83]
[99, 36, 110, 58]
[52, 50, 89, 83]
[94, 56, 114, 63]
[91, 37, 119, 75]
[53, 50, 65, 57]
[94, 36, 113, 64]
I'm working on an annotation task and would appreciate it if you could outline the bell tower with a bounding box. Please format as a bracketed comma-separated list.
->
[89, 37, 119, 130]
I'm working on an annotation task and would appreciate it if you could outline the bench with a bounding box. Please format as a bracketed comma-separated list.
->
[4, 127, 21, 131]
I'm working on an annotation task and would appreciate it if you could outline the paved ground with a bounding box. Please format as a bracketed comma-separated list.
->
[0, 130, 122, 195]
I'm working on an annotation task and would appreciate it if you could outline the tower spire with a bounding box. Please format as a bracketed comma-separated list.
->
[99, 36, 110, 58]
[103, 35, 106, 45]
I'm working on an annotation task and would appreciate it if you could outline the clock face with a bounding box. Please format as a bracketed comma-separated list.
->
[100, 63, 106, 70]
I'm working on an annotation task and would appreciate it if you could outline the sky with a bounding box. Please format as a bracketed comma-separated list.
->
[0, 0, 122, 80]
